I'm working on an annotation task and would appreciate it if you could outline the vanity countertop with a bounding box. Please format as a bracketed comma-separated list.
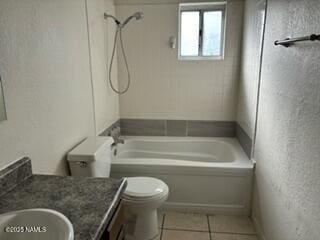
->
[0, 159, 126, 240]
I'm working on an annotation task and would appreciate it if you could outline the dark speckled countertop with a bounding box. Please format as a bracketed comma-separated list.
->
[0, 158, 126, 240]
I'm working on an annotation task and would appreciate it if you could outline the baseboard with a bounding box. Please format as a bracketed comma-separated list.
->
[252, 215, 266, 240]
[160, 202, 250, 216]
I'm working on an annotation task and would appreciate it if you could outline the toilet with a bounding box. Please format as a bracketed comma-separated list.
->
[67, 137, 169, 240]
[123, 177, 168, 240]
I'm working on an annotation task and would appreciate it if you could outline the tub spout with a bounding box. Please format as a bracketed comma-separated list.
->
[112, 137, 124, 146]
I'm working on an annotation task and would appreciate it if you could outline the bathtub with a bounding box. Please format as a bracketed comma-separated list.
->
[111, 136, 254, 215]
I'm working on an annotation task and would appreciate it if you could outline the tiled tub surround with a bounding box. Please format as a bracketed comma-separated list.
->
[100, 119, 253, 159]
[235, 123, 253, 158]
[116, 1, 244, 121]
[119, 119, 236, 137]
[99, 119, 121, 137]
[0, 157, 126, 240]
[111, 136, 254, 215]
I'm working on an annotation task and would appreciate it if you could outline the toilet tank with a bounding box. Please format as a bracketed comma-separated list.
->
[67, 137, 114, 177]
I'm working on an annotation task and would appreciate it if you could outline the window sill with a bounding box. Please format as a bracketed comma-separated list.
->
[178, 55, 224, 61]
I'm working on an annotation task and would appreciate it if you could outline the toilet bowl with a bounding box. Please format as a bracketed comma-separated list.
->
[123, 177, 169, 240]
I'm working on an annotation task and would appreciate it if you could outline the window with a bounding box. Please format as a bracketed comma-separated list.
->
[179, 2, 226, 60]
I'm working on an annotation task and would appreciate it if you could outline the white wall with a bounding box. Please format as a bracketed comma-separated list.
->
[0, 0, 119, 174]
[116, 0, 244, 120]
[86, 0, 120, 134]
[252, 0, 320, 239]
[236, 0, 265, 138]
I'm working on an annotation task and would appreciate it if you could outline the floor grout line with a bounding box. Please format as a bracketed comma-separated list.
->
[207, 214, 212, 240]
[160, 213, 165, 240]
[161, 228, 210, 233]
[212, 231, 258, 236]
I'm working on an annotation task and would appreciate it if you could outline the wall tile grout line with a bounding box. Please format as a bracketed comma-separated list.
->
[186, 120, 189, 136]
[164, 120, 167, 136]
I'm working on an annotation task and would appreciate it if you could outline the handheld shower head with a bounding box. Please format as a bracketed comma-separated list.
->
[104, 12, 143, 28]
[104, 11, 143, 94]
[121, 12, 144, 28]
[133, 12, 144, 20]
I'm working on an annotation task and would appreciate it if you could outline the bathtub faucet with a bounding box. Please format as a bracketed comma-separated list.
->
[112, 136, 125, 147]
[108, 125, 124, 146]
[111, 137, 124, 156]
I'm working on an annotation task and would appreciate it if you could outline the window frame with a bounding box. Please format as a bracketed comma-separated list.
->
[178, 2, 227, 61]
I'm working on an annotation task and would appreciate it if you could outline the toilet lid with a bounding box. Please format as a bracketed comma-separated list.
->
[123, 177, 168, 200]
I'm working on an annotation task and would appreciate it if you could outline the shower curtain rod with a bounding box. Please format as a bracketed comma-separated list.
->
[274, 34, 320, 47]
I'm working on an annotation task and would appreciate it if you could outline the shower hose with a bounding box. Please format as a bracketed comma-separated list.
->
[108, 27, 131, 94]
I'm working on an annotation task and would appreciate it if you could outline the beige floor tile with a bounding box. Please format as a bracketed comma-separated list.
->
[162, 230, 210, 240]
[158, 212, 164, 228]
[209, 215, 255, 234]
[153, 233, 161, 240]
[164, 212, 209, 231]
[211, 233, 258, 240]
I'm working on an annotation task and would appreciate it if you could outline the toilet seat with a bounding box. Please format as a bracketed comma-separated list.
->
[123, 177, 169, 202]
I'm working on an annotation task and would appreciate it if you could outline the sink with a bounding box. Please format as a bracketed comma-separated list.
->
[0, 209, 74, 240]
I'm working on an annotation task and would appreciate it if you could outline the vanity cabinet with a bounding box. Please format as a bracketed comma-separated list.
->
[101, 201, 125, 240]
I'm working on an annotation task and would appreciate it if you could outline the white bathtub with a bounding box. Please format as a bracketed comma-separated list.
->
[111, 136, 254, 215]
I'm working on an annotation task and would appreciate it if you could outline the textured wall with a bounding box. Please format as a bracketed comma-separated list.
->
[86, 0, 120, 134]
[0, 0, 119, 174]
[116, 0, 244, 120]
[237, 0, 266, 138]
[252, 0, 320, 239]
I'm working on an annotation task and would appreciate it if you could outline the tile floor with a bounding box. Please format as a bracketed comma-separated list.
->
[155, 212, 258, 240]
